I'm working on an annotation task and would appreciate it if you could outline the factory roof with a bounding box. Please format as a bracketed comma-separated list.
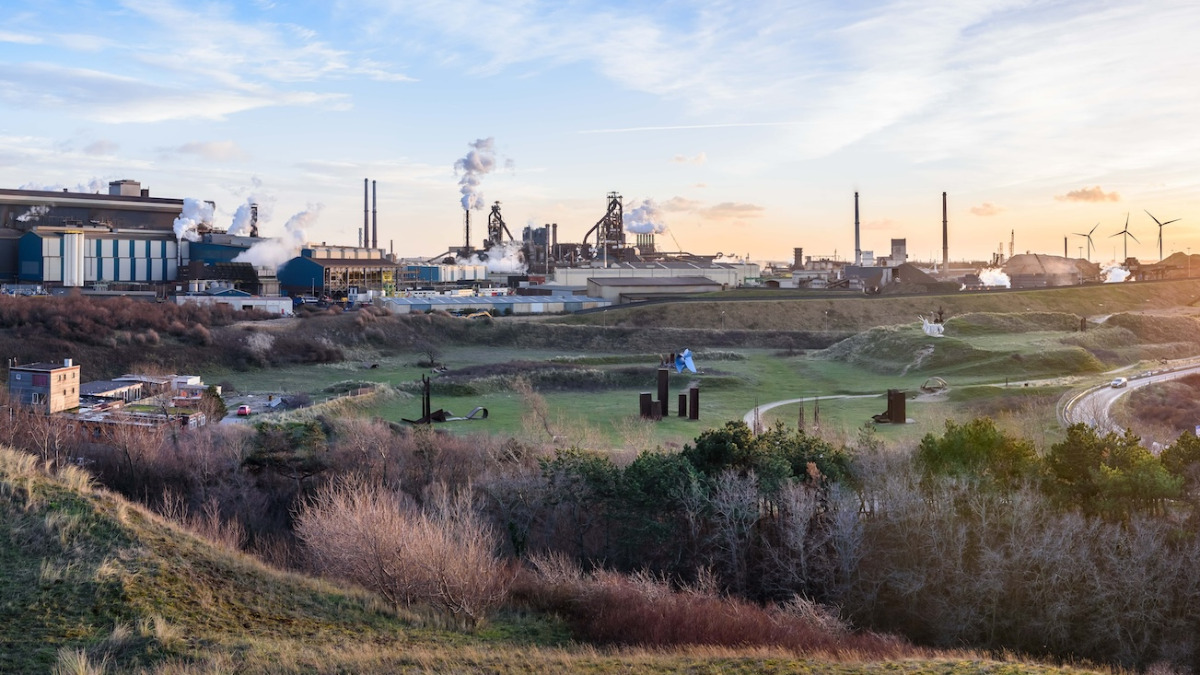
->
[382, 294, 607, 307]
[587, 276, 720, 287]
[11, 362, 78, 372]
[0, 188, 183, 207]
[304, 257, 399, 268]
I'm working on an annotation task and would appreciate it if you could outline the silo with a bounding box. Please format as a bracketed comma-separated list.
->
[62, 231, 85, 287]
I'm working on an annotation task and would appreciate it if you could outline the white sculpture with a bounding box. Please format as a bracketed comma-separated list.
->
[919, 315, 944, 338]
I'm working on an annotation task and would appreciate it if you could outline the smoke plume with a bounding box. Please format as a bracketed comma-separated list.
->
[16, 205, 50, 222]
[454, 138, 500, 211]
[173, 198, 213, 242]
[466, 241, 526, 274]
[20, 178, 108, 194]
[625, 198, 667, 234]
[978, 268, 1011, 288]
[1102, 263, 1131, 283]
[233, 204, 321, 271]
[227, 178, 276, 237]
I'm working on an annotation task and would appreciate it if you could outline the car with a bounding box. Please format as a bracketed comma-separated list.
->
[236, 405, 252, 416]
[1111, 377, 1128, 389]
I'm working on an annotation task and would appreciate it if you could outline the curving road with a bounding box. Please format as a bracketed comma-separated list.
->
[1060, 364, 1200, 433]
[743, 394, 882, 429]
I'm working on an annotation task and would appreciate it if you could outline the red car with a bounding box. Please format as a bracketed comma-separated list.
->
[236, 405, 252, 416]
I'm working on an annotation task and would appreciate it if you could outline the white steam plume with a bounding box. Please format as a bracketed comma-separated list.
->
[227, 178, 275, 237]
[978, 268, 1011, 288]
[16, 205, 50, 222]
[625, 198, 667, 234]
[173, 198, 213, 242]
[20, 178, 108, 194]
[1102, 263, 1131, 283]
[454, 137, 499, 211]
[465, 240, 526, 274]
[233, 204, 321, 271]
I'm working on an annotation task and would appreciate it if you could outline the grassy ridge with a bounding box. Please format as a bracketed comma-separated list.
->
[557, 279, 1200, 331]
[0, 448, 1110, 674]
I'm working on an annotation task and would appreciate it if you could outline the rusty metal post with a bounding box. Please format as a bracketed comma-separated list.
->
[657, 368, 669, 416]
[688, 386, 699, 420]
[649, 400, 662, 421]
[678, 393, 687, 417]
[639, 392, 652, 418]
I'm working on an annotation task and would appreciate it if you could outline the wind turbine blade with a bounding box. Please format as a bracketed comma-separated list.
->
[1128, 232, 1140, 244]
[1089, 222, 1100, 235]
[1109, 231, 1123, 238]
[1163, 219, 1181, 226]
[1145, 209, 1163, 227]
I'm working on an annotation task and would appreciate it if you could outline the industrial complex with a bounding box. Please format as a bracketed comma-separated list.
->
[0, 179, 1185, 314]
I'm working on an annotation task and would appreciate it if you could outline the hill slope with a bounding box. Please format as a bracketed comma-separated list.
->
[0, 448, 1107, 674]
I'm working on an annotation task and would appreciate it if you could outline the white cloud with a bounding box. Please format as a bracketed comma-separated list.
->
[83, 140, 119, 156]
[671, 152, 707, 165]
[173, 141, 249, 161]
[0, 30, 41, 45]
[970, 202, 1003, 216]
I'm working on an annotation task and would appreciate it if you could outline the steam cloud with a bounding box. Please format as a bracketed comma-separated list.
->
[970, 202, 1003, 217]
[20, 178, 108, 194]
[454, 138, 501, 211]
[16, 205, 50, 222]
[978, 268, 1011, 288]
[227, 178, 276, 237]
[625, 198, 667, 234]
[466, 240, 526, 274]
[1055, 186, 1120, 203]
[173, 198, 214, 242]
[1102, 263, 1131, 283]
[234, 204, 321, 271]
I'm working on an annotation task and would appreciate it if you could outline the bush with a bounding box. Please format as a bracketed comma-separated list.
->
[296, 478, 511, 627]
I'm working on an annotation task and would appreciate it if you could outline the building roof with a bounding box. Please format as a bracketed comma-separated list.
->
[80, 380, 142, 396]
[0, 187, 183, 207]
[587, 276, 720, 287]
[307, 257, 398, 268]
[11, 362, 77, 372]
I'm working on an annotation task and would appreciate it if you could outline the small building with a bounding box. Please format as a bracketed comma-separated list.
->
[79, 379, 145, 402]
[173, 287, 293, 316]
[586, 276, 722, 303]
[8, 359, 81, 413]
[278, 248, 399, 297]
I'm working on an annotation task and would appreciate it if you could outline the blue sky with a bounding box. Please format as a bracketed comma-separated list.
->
[2, 0, 1199, 264]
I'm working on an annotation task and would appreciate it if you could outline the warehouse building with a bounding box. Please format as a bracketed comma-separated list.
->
[278, 246, 399, 297]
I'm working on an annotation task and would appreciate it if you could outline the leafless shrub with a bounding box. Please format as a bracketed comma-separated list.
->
[295, 477, 511, 628]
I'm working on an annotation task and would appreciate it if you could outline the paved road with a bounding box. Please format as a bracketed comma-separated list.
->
[1061, 364, 1200, 433]
[743, 394, 883, 429]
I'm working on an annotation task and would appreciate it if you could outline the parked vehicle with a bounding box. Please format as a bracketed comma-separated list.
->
[236, 405, 252, 416]
[1111, 377, 1128, 388]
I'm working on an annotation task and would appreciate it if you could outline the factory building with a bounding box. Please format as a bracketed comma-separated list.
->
[552, 261, 758, 289]
[278, 246, 399, 297]
[1, 180, 192, 287]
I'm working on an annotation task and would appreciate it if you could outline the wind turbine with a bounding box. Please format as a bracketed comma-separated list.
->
[1073, 222, 1099, 261]
[1110, 214, 1138, 262]
[1145, 210, 1181, 262]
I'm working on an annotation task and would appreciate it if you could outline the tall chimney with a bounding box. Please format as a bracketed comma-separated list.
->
[1064, 236, 1068, 258]
[854, 192, 861, 266]
[371, 180, 378, 250]
[941, 191, 948, 275]
[363, 178, 369, 250]
[464, 209, 471, 251]
[552, 223, 558, 256]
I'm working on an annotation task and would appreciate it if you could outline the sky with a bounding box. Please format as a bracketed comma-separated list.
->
[2, 0, 1199, 265]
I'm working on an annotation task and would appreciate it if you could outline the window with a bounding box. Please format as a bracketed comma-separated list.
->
[32, 374, 49, 387]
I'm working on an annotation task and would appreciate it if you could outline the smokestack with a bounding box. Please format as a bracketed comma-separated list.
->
[942, 192, 948, 275]
[552, 223, 558, 256]
[1064, 236, 1068, 258]
[854, 192, 861, 266]
[371, 180, 378, 250]
[358, 228, 363, 248]
[363, 178, 369, 249]
[464, 209, 471, 250]
[249, 203, 259, 238]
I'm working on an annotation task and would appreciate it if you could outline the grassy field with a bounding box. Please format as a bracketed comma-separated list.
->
[0, 447, 1112, 674]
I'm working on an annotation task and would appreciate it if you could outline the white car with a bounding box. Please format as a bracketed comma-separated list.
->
[1110, 377, 1128, 388]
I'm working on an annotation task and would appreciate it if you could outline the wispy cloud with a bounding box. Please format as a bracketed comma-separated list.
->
[172, 141, 248, 161]
[970, 202, 1003, 216]
[83, 140, 119, 156]
[671, 152, 707, 165]
[1056, 186, 1121, 203]
[0, 30, 41, 45]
